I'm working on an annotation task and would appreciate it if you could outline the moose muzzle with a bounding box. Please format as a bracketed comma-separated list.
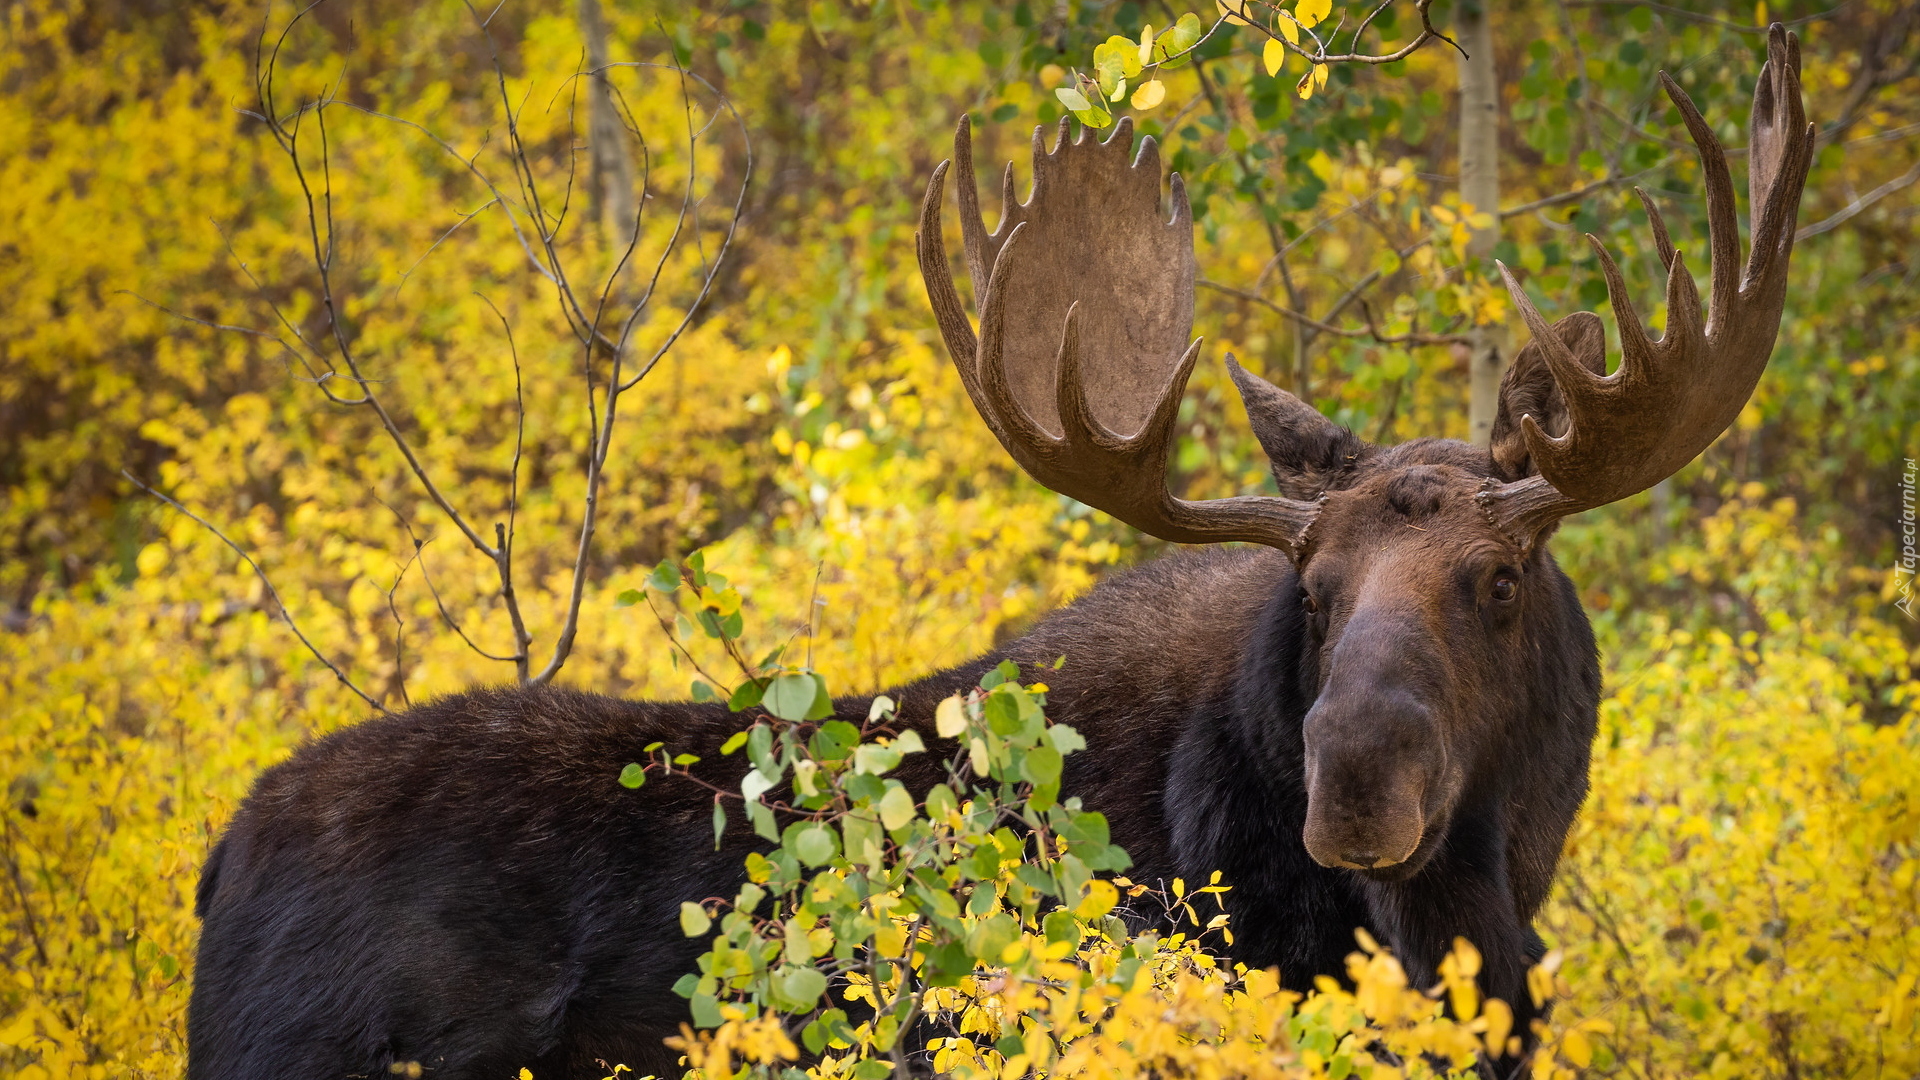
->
[1299, 612, 1445, 872]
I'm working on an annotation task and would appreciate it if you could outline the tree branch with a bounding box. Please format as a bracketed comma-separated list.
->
[1796, 159, 1920, 240]
[123, 470, 390, 715]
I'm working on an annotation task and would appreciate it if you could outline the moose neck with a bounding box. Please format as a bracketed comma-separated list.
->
[936, 536, 1598, 998]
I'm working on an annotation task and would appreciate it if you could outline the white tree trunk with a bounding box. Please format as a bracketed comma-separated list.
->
[1457, 1, 1502, 447]
[580, 0, 637, 245]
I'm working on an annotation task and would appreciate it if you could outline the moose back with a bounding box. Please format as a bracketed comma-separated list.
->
[187, 28, 1814, 1080]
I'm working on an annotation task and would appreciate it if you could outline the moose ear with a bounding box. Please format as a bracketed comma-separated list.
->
[1227, 358, 1370, 500]
[1490, 311, 1607, 481]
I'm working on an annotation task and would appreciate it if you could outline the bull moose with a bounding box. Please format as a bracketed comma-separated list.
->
[187, 28, 1814, 1080]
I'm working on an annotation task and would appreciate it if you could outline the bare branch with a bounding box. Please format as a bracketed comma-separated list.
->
[1200, 276, 1469, 346]
[474, 293, 534, 676]
[1498, 156, 1677, 218]
[384, 547, 418, 709]
[1562, 0, 1850, 34]
[123, 470, 390, 715]
[1222, 0, 1463, 66]
[1796, 158, 1920, 240]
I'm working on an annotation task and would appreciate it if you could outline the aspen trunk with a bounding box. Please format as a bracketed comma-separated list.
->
[580, 0, 637, 245]
[1456, 1, 1502, 447]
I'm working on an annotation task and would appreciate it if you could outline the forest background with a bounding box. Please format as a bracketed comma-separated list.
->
[1, 0, 1917, 1076]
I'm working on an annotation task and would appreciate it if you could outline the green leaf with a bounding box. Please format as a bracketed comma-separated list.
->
[793, 823, 838, 866]
[851, 1059, 893, 1080]
[719, 730, 749, 755]
[811, 720, 860, 762]
[852, 743, 903, 775]
[777, 965, 828, 1009]
[1023, 745, 1062, 786]
[691, 679, 718, 703]
[646, 559, 680, 593]
[672, 972, 700, 999]
[748, 798, 781, 842]
[1045, 724, 1087, 755]
[967, 913, 1020, 963]
[765, 673, 821, 721]
[712, 801, 727, 847]
[680, 901, 712, 936]
[613, 588, 643, 608]
[1043, 909, 1082, 948]
[925, 783, 957, 821]
[687, 549, 707, 587]
[748, 722, 775, 769]
[984, 691, 1023, 735]
[741, 766, 778, 802]
[618, 762, 647, 788]
[690, 992, 723, 1028]
[805, 673, 835, 721]
[1055, 86, 1092, 112]
[878, 782, 917, 830]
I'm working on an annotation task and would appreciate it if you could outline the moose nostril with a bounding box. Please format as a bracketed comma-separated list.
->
[1342, 851, 1380, 869]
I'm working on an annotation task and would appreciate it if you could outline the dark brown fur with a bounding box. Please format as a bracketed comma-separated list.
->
[190, 350, 1602, 1078]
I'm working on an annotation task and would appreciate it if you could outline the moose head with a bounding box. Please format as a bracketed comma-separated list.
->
[918, 28, 1812, 877]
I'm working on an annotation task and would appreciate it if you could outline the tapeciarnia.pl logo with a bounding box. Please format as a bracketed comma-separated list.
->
[1897, 457, 1917, 621]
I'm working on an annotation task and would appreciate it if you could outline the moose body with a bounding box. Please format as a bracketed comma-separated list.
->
[189, 27, 1813, 1080]
[190, 522, 1594, 1079]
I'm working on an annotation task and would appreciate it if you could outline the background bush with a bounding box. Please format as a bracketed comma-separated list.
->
[1, 1, 1915, 1076]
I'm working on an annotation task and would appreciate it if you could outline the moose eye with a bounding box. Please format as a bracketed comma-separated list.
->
[1490, 576, 1518, 603]
[1301, 591, 1320, 614]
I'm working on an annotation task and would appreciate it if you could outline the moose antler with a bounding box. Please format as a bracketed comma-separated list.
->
[917, 116, 1320, 550]
[1477, 24, 1815, 546]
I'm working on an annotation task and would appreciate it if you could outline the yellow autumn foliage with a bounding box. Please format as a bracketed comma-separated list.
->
[3, 2, 1918, 1079]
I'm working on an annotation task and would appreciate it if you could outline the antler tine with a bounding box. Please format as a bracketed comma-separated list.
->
[975, 221, 1061, 449]
[1479, 24, 1815, 549]
[914, 114, 1321, 553]
[916, 158, 979, 392]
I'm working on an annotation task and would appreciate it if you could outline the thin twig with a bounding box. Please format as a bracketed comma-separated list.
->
[122, 470, 390, 714]
[1498, 156, 1677, 218]
[475, 293, 534, 675]
[1562, 0, 1851, 34]
[1796, 159, 1920, 240]
[1221, 0, 1462, 65]
[384, 547, 418, 708]
[1200, 268, 1469, 345]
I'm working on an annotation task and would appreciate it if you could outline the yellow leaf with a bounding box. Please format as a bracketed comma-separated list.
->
[1138, 24, 1154, 67]
[1562, 1028, 1593, 1068]
[1263, 38, 1285, 76]
[1482, 998, 1514, 1058]
[936, 694, 967, 738]
[1130, 79, 1166, 109]
[1075, 879, 1119, 919]
[1296, 0, 1332, 28]
[1313, 62, 1329, 91]
[1276, 14, 1301, 45]
[1215, 0, 1251, 27]
[1296, 69, 1315, 100]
